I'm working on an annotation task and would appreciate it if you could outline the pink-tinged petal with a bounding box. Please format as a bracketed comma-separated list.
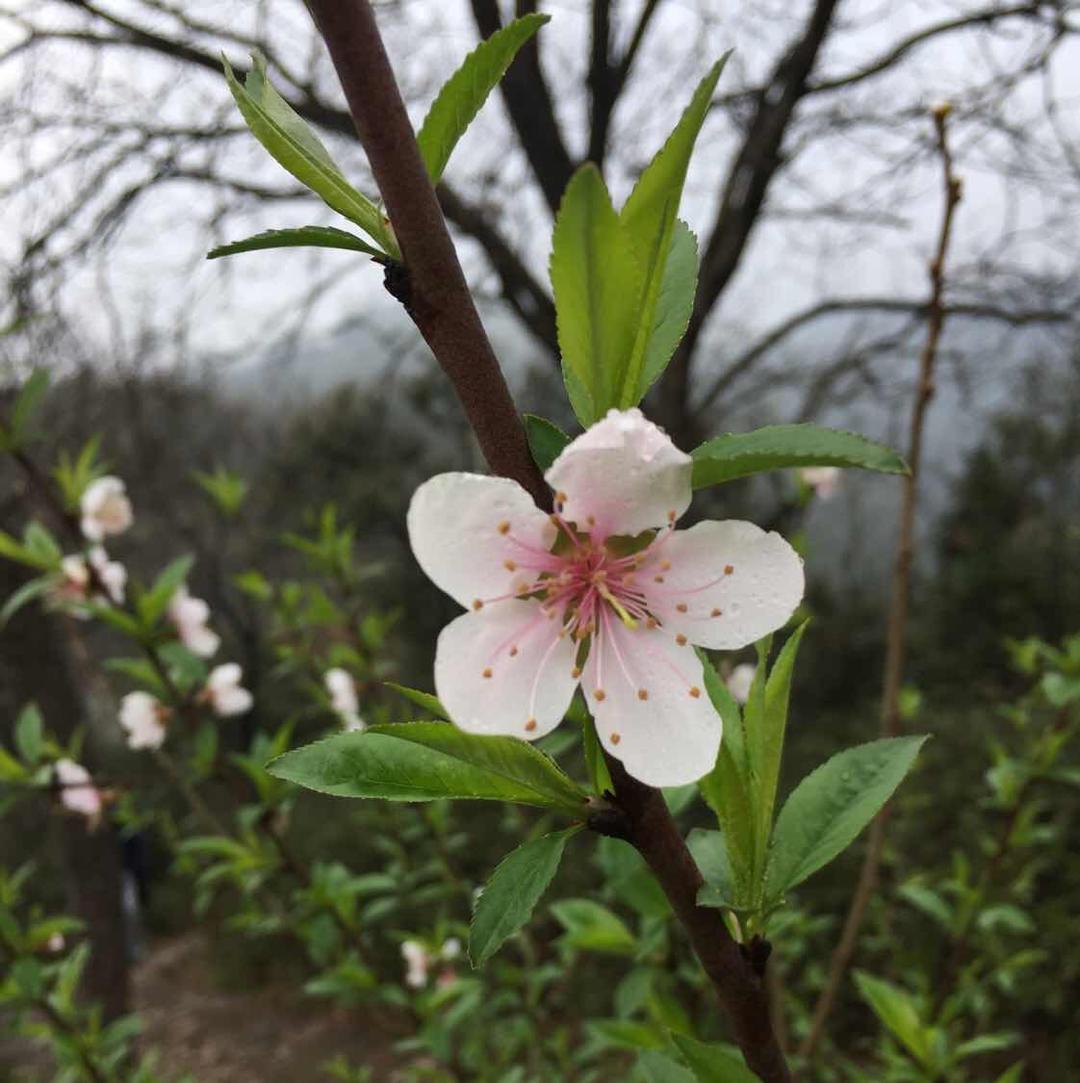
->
[408, 473, 556, 610]
[434, 599, 580, 739]
[545, 409, 692, 538]
[582, 613, 720, 787]
[642, 520, 804, 650]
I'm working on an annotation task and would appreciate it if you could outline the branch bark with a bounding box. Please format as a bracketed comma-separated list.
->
[304, 0, 546, 507]
[799, 105, 964, 1061]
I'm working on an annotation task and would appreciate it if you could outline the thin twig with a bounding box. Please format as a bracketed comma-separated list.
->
[799, 104, 963, 1062]
[301, 4, 792, 1077]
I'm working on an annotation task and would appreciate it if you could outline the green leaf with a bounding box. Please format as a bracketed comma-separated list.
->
[765, 736, 928, 902]
[551, 898, 637, 955]
[14, 704, 44, 765]
[955, 1033, 1019, 1060]
[223, 54, 397, 256]
[470, 826, 578, 966]
[618, 56, 725, 404]
[9, 370, 50, 445]
[669, 1034, 762, 1083]
[208, 225, 384, 261]
[0, 576, 51, 627]
[583, 715, 613, 796]
[268, 722, 587, 813]
[691, 424, 908, 489]
[637, 1051, 696, 1083]
[686, 829, 738, 910]
[853, 971, 932, 1067]
[383, 683, 448, 720]
[417, 13, 548, 183]
[758, 624, 808, 844]
[523, 413, 571, 473]
[550, 164, 640, 425]
[635, 220, 698, 400]
[138, 554, 194, 626]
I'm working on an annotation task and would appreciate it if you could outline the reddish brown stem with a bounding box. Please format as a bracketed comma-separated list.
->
[304, 0, 546, 508]
[800, 105, 963, 1062]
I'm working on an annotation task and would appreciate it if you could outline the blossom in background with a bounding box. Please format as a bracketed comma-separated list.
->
[119, 691, 168, 750]
[54, 759, 103, 825]
[401, 940, 429, 989]
[726, 663, 757, 705]
[204, 663, 253, 717]
[57, 547, 127, 607]
[798, 465, 840, 501]
[401, 938, 461, 990]
[46, 932, 66, 953]
[324, 668, 365, 731]
[80, 476, 133, 541]
[168, 586, 220, 658]
[408, 408, 804, 787]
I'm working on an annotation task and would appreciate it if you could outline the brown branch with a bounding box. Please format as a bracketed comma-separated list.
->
[303, 0, 546, 507]
[800, 105, 964, 1062]
[303, 4, 791, 1077]
[658, 0, 841, 439]
[469, 0, 575, 215]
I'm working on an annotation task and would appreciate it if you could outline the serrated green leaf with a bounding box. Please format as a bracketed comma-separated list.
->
[765, 736, 928, 902]
[223, 54, 397, 256]
[691, 424, 908, 489]
[550, 164, 640, 425]
[686, 829, 739, 911]
[268, 721, 587, 813]
[417, 14, 548, 183]
[670, 1033, 762, 1083]
[383, 683, 448, 720]
[759, 624, 807, 843]
[470, 826, 578, 966]
[523, 413, 571, 473]
[635, 220, 698, 400]
[208, 225, 384, 261]
[618, 57, 725, 404]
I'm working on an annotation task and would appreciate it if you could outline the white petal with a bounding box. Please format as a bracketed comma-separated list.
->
[434, 600, 579, 739]
[119, 691, 166, 749]
[545, 408, 692, 538]
[582, 614, 720, 787]
[642, 520, 804, 650]
[325, 668, 359, 716]
[408, 473, 556, 610]
[213, 686, 253, 717]
[207, 662, 242, 692]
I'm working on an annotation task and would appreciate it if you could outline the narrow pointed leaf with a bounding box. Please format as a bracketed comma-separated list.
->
[765, 736, 928, 901]
[268, 722, 587, 813]
[550, 164, 639, 424]
[224, 55, 398, 255]
[384, 683, 449, 720]
[470, 826, 579, 966]
[208, 226, 384, 261]
[417, 14, 549, 183]
[759, 623, 808, 835]
[618, 59, 725, 403]
[691, 424, 908, 489]
[686, 829, 739, 910]
[523, 413, 571, 473]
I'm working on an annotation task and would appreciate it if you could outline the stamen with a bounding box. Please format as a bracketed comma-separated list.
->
[667, 510, 676, 523]
[676, 602, 688, 613]
[653, 575, 665, 583]
[689, 686, 701, 698]
[637, 689, 648, 701]
[509, 645, 519, 657]
[472, 599, 484, 610]
[676, 633, 687, 646]
[594, 689, 606, 701]
[482, 667, 493, 679]
[504, 559, 517, 571]
[610, 731, 621, 745]
[660, 560, 671, 571]
[646, 617, 658, 629]
[597, 583, 638, 629]
[498, 520, 510, 534]
[724, 564, 734, 575]
[524, 718, 538, 732]
[571, 666, 582, 678]
[711, 608, 722, 618]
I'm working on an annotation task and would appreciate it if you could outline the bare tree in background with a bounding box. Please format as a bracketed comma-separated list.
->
[1, 0, 1079, 442]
